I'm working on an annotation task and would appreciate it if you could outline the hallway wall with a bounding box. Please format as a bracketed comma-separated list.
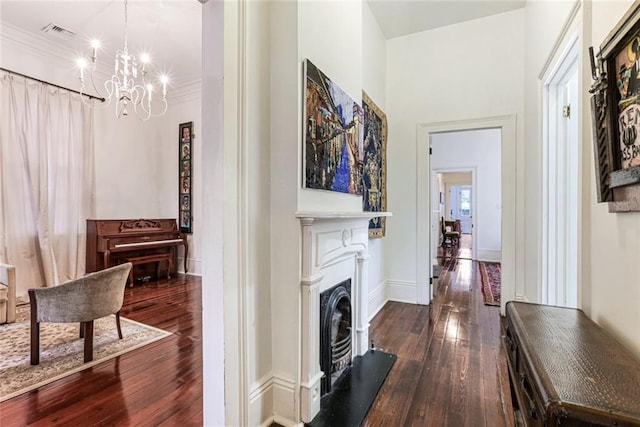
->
[385, 9, 525, 301]
[587, 0, 640, 356]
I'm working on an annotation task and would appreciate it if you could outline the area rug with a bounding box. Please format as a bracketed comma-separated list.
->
[479, 261, 501, 306]
[0, 304, 172, 402]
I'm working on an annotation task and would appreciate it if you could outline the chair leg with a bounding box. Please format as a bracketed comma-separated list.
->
[116, 311, 123, 339]
[80, 323, 84, 338]
[30, 321, 40, 365]
[29, 290, 40, 365]
[82, 320, 94, 363]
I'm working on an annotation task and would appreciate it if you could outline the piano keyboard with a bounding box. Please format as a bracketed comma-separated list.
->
[114, 238, 184, 249]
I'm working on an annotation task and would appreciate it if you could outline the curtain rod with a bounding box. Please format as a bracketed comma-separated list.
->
[0, 67, 105, 102]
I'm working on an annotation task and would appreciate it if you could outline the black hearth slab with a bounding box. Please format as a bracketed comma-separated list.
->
[307, 349, 397, 427]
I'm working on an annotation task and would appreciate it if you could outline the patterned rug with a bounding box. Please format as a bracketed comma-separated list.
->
[0, 304, 172, 402]
[479, 261, 501, 306]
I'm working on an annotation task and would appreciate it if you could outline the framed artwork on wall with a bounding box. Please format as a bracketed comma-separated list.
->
[590, 2, 640, 211]
[179, 121, 192, 233]
[362, 91, 387, 238]
[303, 59, 364, 195]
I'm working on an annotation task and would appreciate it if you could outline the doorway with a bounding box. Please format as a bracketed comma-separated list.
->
[417, 116, 516, 313]
[433, 171, 475, 262]
[541, 33, 579, 308]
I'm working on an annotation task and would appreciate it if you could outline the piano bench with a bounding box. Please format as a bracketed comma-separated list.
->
[124, 253, 173, 287]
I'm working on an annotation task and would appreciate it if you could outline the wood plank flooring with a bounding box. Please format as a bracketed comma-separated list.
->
[363, 256, 514, 426]
[0, 275, 203, 427]
[2, 250, 512, 426]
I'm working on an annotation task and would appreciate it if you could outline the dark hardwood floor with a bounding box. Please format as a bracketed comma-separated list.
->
[364, 253, 514, 426]
[0, 274, 203, 427]
[2, 241, 512, 427]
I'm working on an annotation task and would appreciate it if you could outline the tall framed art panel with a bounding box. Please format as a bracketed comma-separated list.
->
[179, 121, 193, 233]
[362, 91, 387, 238]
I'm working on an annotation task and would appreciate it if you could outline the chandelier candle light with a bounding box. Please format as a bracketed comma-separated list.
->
[76, 0, 169, 120]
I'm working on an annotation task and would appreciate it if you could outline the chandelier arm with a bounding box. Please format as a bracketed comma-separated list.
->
[137, 98, 168, 118]
[148, 100, 169, 118]
[87, 69, 109, 100]
[135, 92, 167, 118]
[77, 77, 115, 111]
[132, 86, 152, 121]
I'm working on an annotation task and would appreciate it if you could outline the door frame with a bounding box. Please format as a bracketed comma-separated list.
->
[540, 6, 581, 309]
[431, 167, 478, 261]
[417, 115, 516, 314]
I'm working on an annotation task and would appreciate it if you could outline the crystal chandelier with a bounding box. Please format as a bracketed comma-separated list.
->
[76, 0, 169, 120]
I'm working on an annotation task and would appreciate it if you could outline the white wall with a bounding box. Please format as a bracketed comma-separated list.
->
[363, 2, 388, 320]
[297, 1, 364, 213]
[432, 130, 502, 261]
[93, 95, 201, 275]
[385, 10, 524, 293]
[587, 0, 640, 356]
[522, 0, 640, 356]
[270, 1, 366, 423]
[201, 2, 225, 425]
[154, 89, 202, 274]
[269, 1, 302, 423]
[0, 22, 202, 275]
[245, 0, 273, 424]
[0, 24, 80, 90]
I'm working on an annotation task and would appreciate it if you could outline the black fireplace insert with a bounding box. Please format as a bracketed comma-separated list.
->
[319, 278, 352, 396]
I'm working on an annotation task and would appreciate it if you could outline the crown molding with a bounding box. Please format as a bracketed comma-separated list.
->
[1, 22, 77, 69]
[1, 21, 114, 81]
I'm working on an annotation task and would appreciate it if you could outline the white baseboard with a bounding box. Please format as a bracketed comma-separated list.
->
[272, 373, 297, 426]
[272, 415, 303, 427]
[387, 280, 418, 304]
[251, 373, 312, 427]
[368, 280, 388, 321]
[178, 257, 202, 275]
[250, 374, 274, 426]
[477, 249, 501, 262]
[515, 293, 528, 302]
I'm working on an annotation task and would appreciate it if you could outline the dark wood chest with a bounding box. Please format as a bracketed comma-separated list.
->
[503, 301, 640, 426]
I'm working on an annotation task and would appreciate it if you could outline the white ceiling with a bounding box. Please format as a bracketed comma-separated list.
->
[0, 0, 525, 90]
[0, 0, 203, 89]
[367, 0, 526, 39]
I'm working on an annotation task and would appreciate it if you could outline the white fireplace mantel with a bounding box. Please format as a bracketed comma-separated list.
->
[296, 211, 391, 423]
[295, 211, 392, 220]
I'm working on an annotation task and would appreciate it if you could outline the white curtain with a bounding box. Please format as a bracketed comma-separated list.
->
[0, 71, 96, 302]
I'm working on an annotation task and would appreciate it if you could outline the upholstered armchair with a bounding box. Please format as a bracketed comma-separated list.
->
[28, 262, 132, 365]
[0, 263, 16, 324]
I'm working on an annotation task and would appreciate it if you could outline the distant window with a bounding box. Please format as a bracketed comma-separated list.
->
[460, 189, 471, 216]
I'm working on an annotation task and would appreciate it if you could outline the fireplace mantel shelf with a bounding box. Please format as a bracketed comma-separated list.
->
[295, 211, 392, 220]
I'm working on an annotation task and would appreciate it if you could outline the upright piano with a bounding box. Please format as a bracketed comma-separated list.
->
[86, 219, 188, 277]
